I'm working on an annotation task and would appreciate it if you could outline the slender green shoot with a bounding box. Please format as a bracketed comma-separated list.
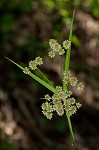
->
[63, 11, 75, 150]
[63, 10, 75, 92]
[65, 10, 75, 71]
[58, 55, 63, 76]
[67, 112, 75, 150]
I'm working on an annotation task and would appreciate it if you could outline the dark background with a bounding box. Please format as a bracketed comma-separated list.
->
[0, 0, 99, 150]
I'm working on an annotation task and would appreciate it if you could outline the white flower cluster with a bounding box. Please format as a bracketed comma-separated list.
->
[23, 57, 43, 74]
[63, 40, 71, 49]
[48, 39, 71, 58]
[63, 71, 84, 91]
[22, 39, 84, 121]
[41, 86, 82, 120]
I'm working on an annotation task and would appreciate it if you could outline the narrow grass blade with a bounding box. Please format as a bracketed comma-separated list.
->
[37, 68, 54, 87]
[5, 57, 57, 94]
[63, 10, 75, 92]
[65, 10, 75, 71]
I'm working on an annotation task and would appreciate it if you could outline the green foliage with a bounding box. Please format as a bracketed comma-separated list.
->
[0, 141, 16, 150]
[72, 35, 81, 47]
[1, 14, 15, 33]
[6, 57, 57, 94]
[88, 0, 99, 19]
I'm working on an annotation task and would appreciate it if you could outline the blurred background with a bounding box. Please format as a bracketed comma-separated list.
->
[0, 0, 99, 150]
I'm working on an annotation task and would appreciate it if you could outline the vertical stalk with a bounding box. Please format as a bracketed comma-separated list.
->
[63, 11, 75, 150]
[66, 112, 75, 150]
[59, 55, 63, 76]
[63, 10, 75, 92]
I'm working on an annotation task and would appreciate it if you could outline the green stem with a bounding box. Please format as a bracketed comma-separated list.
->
[58, 55, 63, 76]
[63, 11, 75, 150]
[65, 11, 75, 72]
[66, 113, 75, 150]
[63, 10, 75, 92]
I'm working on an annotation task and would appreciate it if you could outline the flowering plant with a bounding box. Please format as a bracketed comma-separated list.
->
[6, 11, 84, 150]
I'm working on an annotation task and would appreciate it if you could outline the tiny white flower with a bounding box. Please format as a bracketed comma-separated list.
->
[49, 39, 57, 49]
[48, 51, 55, 58]
[76, 102, 82, 109]
[35, 57, 43, 65]
[58, 48, 65, 55]
[77, 82, 84, 91]
[44, 94, 51, 101]
[29, 60, 37, 70]
[70, 77, 78, 86]
[23, 67, 30, 74]
[63, 40, 71, 49]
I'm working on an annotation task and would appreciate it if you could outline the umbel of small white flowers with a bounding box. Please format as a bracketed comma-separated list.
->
[23, 39, 84, 120]
[23, 56, 43, 74]
[23, 39, 71, 73]
[48, 39, 71, 58]
[41, 71, 84, 120]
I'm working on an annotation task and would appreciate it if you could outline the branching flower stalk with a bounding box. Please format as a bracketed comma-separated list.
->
[6, 11, 84, 150]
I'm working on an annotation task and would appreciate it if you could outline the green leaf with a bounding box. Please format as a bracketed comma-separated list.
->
[65, 10, 75, 71]
[63, 11, 75, 92]
[72, 35, 81, 47]
[5, 57, 57, 94]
